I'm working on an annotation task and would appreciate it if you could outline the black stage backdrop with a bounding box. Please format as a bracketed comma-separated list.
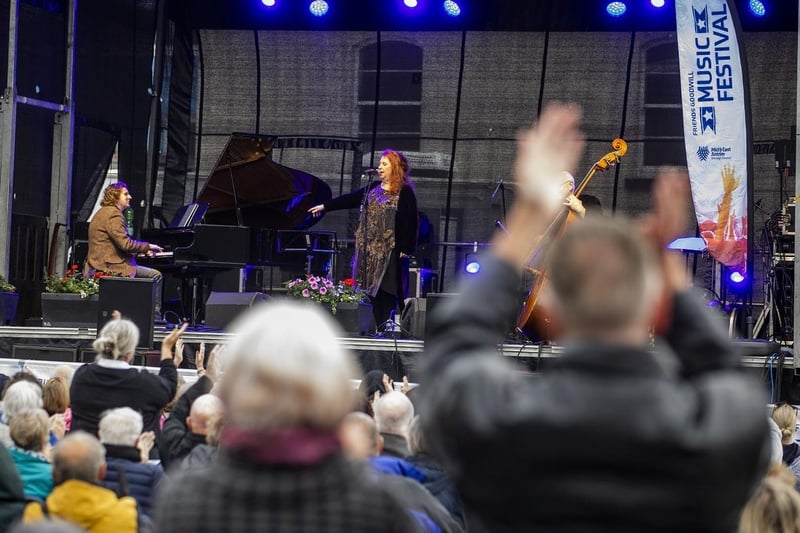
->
[157, 28, 796, 291]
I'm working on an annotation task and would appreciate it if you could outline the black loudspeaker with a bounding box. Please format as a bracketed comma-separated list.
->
[97, 278, 156, 348]
[12, 345, 76, 362]
[204, 291, 269, 330]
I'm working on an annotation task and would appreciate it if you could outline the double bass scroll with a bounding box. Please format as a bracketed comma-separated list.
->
[515, 138, 628, 341]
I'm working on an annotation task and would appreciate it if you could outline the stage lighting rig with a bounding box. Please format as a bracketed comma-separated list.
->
[443, 0, 461, 17]
[605, 1, 627, 17]
[309, 0, 329, 16]
[749, 0, 766, 17]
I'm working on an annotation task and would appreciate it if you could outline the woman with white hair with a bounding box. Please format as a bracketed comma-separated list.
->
[154, 301, 416, 533]
[8, 408, 53, 500]
[70, 319, 185, 447]
[99, 407, 163, 517]
[0, 381, 44, 448]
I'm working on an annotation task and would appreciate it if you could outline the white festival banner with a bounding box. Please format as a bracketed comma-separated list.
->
[676, 0, 748, 271]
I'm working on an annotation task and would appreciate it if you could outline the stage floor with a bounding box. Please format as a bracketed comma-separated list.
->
[0, 325, 788, 381]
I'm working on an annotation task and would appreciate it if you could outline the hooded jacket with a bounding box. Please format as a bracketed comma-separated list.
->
[23, 479, 137, 533]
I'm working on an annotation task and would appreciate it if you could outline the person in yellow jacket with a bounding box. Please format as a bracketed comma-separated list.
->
[22, 431, 137, 533]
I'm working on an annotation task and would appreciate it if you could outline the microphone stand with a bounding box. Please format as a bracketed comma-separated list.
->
[359, 171, 377, 293]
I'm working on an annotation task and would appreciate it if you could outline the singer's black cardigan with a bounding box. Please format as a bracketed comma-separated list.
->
[323, 181, 418, 298]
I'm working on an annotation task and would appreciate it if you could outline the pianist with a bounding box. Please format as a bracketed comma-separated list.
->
[85, 182, 164, 310]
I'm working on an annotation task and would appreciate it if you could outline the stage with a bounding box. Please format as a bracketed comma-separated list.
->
[0, 326, 788, 388]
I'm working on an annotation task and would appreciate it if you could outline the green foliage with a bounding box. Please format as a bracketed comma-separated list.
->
[43, 264, 119, 299]
[0, 274, 16, 293]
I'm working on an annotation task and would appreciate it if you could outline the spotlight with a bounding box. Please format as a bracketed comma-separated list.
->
[464, 243, 480, 275]
[404, 0, 418, 7]
[729, 271, 745, 284]
[309, 0, 329, 16]
[443, 0, 461, 16]
[748, 0, 766, 17]
[606, 1, 627, 16]
[650, 0, 665, 7]
[465, 255, 481, 275]
[261, 0, 275, 6]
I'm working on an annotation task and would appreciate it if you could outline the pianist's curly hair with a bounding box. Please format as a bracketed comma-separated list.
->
[381, 149, 413, 194]
[101, 181, 129, 207]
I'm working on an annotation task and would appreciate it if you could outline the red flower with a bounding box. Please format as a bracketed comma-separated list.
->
[343, 278, 355, 287]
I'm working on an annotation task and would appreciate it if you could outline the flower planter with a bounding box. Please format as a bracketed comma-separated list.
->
[331, 302, 374, 336]
[41, 293, 99, 328]
[0, 292, 19, 325]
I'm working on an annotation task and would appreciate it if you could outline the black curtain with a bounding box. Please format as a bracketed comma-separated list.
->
[161, 22, 195, 221]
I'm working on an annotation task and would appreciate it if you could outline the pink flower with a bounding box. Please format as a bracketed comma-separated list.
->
[319, 286, 327, 295]
[288, 281, 296, 288]
[302, 289, 310, 298]
[309, 275, 319, 283]
[324, 279, 333, 287]
[309, 281, 318, 290]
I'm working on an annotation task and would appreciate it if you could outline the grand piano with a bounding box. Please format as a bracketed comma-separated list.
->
[141, 133, 333, 322]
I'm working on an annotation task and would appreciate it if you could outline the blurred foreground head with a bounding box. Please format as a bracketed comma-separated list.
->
[219, 301, 359, 432]
[548, 216, 659, 340]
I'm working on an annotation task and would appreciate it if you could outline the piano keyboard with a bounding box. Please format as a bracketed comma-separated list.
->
[138, 251, 174, 258]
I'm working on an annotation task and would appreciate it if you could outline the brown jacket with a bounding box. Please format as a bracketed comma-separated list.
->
[86, 205, 149, 277]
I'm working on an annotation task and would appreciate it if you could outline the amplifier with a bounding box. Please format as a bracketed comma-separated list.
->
[780, 200, 796, 236]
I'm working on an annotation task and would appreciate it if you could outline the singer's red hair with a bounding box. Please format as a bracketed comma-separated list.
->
[381, 149, 413, 194]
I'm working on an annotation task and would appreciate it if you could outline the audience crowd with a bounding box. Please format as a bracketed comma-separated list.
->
[0, 104, 793, 532]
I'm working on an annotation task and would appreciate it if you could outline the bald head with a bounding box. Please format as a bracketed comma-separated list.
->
[339, 412, 381, 460]
[188, 394, 224, 436]
[373, 391, 414, 436]
[52, 431, 106, 484]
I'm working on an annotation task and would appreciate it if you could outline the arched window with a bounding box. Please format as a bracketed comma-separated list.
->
[643, 42, 687, 167]
[358, 41, 423, 151]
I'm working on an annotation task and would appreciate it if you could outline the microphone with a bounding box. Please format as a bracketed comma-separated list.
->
[363, 168, 379, 175]
[491, 178, 504, 200]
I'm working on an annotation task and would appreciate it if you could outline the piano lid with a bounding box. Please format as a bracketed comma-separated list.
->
[197, 133, 332, 230]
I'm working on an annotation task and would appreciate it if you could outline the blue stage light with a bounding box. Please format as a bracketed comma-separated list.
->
[309, 0, 329, 16]
[748, 0, 766, 17]
[465, 258, 481, 275]
[606, 1, 627, 16]
[729, 271, 745, 284]
[443, 0, 461, 17]
[404, 0, 418, 7]
[650, 0, 665, 7]
[261, 0, 275, 6]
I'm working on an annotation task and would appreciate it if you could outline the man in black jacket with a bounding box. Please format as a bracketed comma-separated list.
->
[159, 349, 223, 471]
[420, 104, 770, 533]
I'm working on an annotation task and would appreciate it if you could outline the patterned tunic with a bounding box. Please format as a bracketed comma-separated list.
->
[354, 186, 399, 297]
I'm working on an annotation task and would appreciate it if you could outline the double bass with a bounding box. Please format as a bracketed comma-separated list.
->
[515, 138, 628, 340]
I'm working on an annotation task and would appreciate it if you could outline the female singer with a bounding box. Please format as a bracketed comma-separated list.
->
[309, 149, 418, 328]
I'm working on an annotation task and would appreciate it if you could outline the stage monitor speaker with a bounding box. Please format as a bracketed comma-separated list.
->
[205, 291, 269, 330]
[97, 278, 156, 348]
[12, 345, 76, 363]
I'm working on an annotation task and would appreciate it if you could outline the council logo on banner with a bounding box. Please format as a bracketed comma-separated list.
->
[700, 106, 716, 134]
[696, 146, 710, 161]
[693, 6, 708, 33]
